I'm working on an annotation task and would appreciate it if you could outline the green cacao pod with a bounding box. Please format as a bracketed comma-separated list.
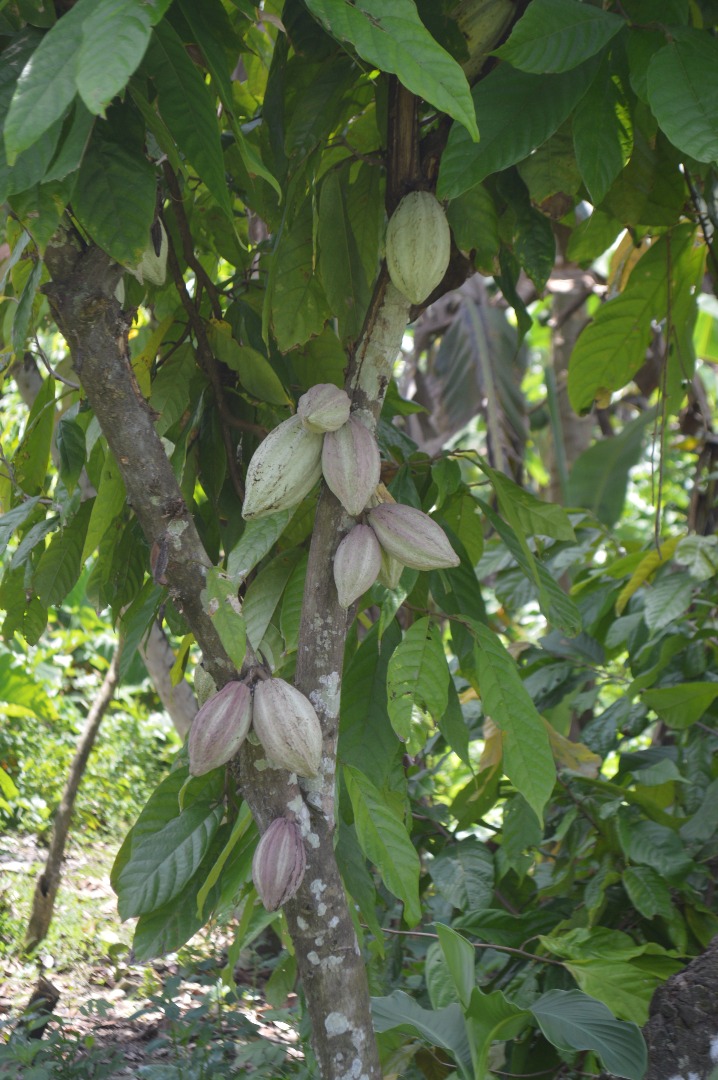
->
[385, 191, 451, 305]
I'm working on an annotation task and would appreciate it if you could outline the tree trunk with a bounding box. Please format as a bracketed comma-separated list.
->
[141, 620, 197, 739]
[24, 646, 122, 952]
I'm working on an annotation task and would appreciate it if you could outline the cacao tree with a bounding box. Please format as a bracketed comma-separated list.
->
[2, 1, 718, 1078]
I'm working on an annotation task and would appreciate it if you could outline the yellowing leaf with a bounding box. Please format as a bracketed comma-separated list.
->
[544, 720, 601, 778]
[615, 536, 681, 615]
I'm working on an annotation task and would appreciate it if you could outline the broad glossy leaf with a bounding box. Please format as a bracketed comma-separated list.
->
[0, 496, 42, 557]
[531, 989, 646, 1079]
[643, 570, 694, 631]
[34, 500, 92, 607]
[344, 764, 421, 926]
[73, 112, 156, 266]
[4, 1, 89, 161]
[495, 0, 623, 73]
[436, 924, 475, 1009]
[279, 554, 307, 654]
[429, 839, 494, 913]
[643, 682, 718, 730]
[567, 410, 654, 528]
[618, 818, 694, 881]
[145, 20, 232, 217]
[485, 467, 574, 541]
[622, 866, 672, 920]
[241, 549, 302, 650]
[438, 57, 599, 200]
[647, 33, 718, 164]
[340, 620, 403, 785]
[77, 0, 153, 115]
[207, 320, 290, 405]
[318, 168, 370, 343]
[371, 991, 473, 1078]
[304, 0, 478, 142]
[13, 374, 55, 496]
[202, 568, 247, 671]
[11, 256, 43, 355]
[227, 511, 295, 580]
[268, 198, 331, 352]
[467, 619, 555, 824]
[465, 987, 530, 1078]
[386, 617, 450, 742]
[573, 56, 632, 205]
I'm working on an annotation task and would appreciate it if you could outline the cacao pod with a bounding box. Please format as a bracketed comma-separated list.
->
[322, 416, 380, 517]
[385, 191, 451, 305]
[297, 383, 351, 433]
[333, 523, 382, 608]
[188, 680, 252, 775]
[367, 504, 459, 571]
[252, 817, 306, 911]
[253, 677, 322, 777]
[242, 415, 323, 519]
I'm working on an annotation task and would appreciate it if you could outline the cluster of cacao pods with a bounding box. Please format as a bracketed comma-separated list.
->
[188, 672, 322, 779]
[333, 491, 460, 609]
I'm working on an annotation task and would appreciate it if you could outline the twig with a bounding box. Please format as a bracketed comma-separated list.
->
[31, 335, 80, 389]
[162, 162, 223, 319]
[370, 925, 565, 966]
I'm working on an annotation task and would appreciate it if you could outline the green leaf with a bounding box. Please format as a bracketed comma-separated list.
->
[318, 168, 370, 343]
[438, 678, 470, 765]
[438, 57, 599, 200]
[646, 33, 718, 164]
[495, 0, 624, 74]
[386, 617, 450, 742]
[622, 866, 673, 920]
[618, 818, 694, 881]
[340, 620, 403, 786]
[112, 766, 224, 919]
[429, 839, 494, 914]
[279, 554, 307, 654]
[4, 1, 90, 161]
[207, 320, 291, 405]
[73, 110, 156, 266]
[643, 570, 694, 631]
[573, 56, 632, 205]
[242, 549, 302, 650]
[371, 991, 473, 1079]
[485, 467, 575, 541]
[0, 496, 42, 557]
[202, 568, 247, 672]
[55, 417, 86, 494]
[76, 0, 153, 115]
[81, 450, 126, 563]
[13, 374, 56, 495]
[567, 225, 697, 413]
[268, 198, 331, 352]
[34, 500, 92, 607]
[468, 619, 555, 824]
[446, 184, 499, 272]
[436, 924, 475, 1009]
[642, 682, 718, 730]
[566, 410, 654, 528]
[465, 987, 530, 1079]
[227, 511, 295, 581]
[304, 0, 478, 142]
[145, 20, 232, 218]
[11, 255, 43, 355]
[344, 764, 421, 926]
[531, 989, 646, 1080]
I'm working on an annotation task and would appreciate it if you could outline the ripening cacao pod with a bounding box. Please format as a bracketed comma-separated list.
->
[297, 383, 351, 433]
[242, 415, 324, 519]
[253, 677, 322, 778]
[188, 680, 252, 775]
[322, 416, 380, 517]
[333, 523, 382, 608]
[368, 504, 459, 571]
[252, 817, 306, 911]
[385, 191, 451, 305]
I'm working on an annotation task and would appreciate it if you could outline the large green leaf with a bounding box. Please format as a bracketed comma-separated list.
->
[646, 32, 718, 164]
[112, 767, 225, 920]
[567, 224, 698, 413]
[495, 0, 624, 74]
[467, 619, 555, 824]
[11, 255, 43, 355]
[4, 1, 90, 161]
[34, 500, 92, 608]
[13, 374, 56, 496]
[642, 681, 718, 730]
[73, 109, 156, 266]
[344, 764, 421, 926]
[485, 467, 575, 541]
[241, 548, 302, 650]
[429, 839, 494, 914]
[76, 0, 153, 115]
[268, 198, 331, 352]
[227, 511, 295, 581]
[340, 620, 403, 785]
[622, 866, 673, 920]
[144, 20, 232, 217]
[386, 617, 450, 742]
[202, 568, 247, 672]
[81, 450, 127, 562]
[371, 991, 473, 1079]
[304, 0, 478, 142]
[531, 989, 646, 1080]
[438, 57, 599, 200]
[436, 924, 475, 1010]
[465, 987, 530, 1079]
[573, 55, 632, 205]
[318, 168, 371, 343]
[566, 410, 654, 528]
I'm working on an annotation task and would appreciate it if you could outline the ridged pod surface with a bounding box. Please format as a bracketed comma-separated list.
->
[385, 191, 451, 305]
[188, 681, 252, 775]
[333, 523, 382, 608]
[252, 817, 306, 911]
[368, 504, 459, 571]
[297, 383, 351, 433]
[322, 416, 380, 517]
[253, 677, 322, 777]
[242, 415, 323, 519]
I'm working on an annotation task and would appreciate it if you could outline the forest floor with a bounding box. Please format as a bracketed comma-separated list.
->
[0, 834, 304, 1077]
